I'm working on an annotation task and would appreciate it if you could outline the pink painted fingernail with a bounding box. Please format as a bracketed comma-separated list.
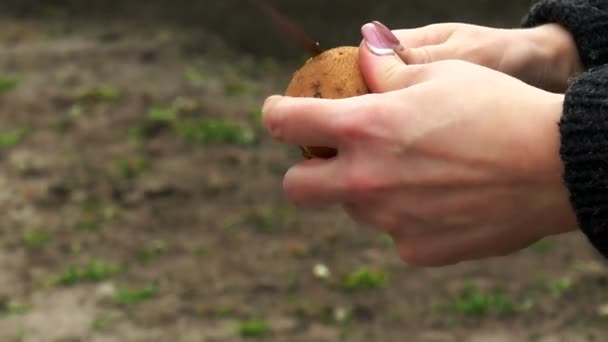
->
[361, 21, 403, 56]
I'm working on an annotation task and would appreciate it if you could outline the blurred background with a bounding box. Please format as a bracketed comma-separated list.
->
[0, 1, 606, 341]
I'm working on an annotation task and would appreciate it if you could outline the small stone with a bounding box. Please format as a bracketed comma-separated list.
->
[96, 282, 116, 299]
[597, 303, 608, 316]
[313, 264, 330, 280]
[287, 241, 309, 258]
[333, 307, 350, 323]
[322, 229, 338, 242]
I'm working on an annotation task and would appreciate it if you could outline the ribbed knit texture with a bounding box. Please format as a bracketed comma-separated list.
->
[522, 1, 608, 257]
[522, 0, 608, 70]
[560, 65, 608, 258]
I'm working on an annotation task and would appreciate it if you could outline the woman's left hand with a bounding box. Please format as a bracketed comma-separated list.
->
[261, 41, 577, 267]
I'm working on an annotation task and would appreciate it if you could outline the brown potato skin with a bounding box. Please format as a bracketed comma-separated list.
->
[284, 46, 369, 159]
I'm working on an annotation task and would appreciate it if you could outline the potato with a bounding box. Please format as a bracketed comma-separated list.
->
[284, 46, 369, 159]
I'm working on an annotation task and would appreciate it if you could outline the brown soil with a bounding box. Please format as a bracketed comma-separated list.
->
[0, 11, 607, 342]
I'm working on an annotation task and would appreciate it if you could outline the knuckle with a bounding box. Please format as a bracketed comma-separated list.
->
[375, 213, 399, 233]
[266, 112, 285, 141]
[397, 241, 426, 266]
[343, 96, 390, 135]
[282, 176, 305, 206]
[397, 241, 446, 267]
[404, 65, 431, 85]
[343, 168, 381, 197]
[262, 97, 286, 141]
[333, 96, 393, 142]
[430, 59, 469, 78]
[418, 47, 434, 64]
[332, 106, 371, 141]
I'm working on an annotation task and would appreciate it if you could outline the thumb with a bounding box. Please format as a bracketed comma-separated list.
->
[400, 44, 453, 65]
[359, 22, 428, 93]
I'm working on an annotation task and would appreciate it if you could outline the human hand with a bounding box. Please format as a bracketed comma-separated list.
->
[366, 22, 583, 93]
[262, 41, 578, 266]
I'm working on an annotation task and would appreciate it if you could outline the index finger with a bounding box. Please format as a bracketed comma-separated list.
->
[393, 23, 456, 48]
[261, 95, 360, 147]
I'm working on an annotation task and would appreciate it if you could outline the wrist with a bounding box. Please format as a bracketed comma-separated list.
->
[516, 90, 566, 181]
[537, 91, 566, 177]
[525, 24, 583, 91]
[535, 91, 578, 236]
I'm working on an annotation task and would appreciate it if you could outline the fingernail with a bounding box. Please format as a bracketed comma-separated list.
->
[262, 95, 281, 114]
[361, 21, 404, 56]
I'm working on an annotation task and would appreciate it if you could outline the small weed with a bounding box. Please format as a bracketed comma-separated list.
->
[76, 84, 121, 102]
[287, 271, 299, 293]
[0, 77, 19, 93]
[127, 126, 144, 146]
[250, 108, 262, 124]
[76, 199, 104, 233]
[91, 313, 114, 332]
[342, 267, 388, 291]
[113, 283, 157, 305]
[215, 306, 234, 318]
[0, 129, 29, 147]
[247, 206, 297, 234]
[17, 328, 27, 342]
[224, 80, 253, 97]
[68, 104, 84, 118]
[147, 97, 198, 124]
[0, 301, 31, 317]
[171, 97, 199, 114]
[236, 320, 270, 337]
[296, 304, 351, 325]
[378, 234, 394, 248]
[184, 66, 207, 85]
[546, 277, 573, 298]
[191, 246, 210, 256]
[528, 239, 555, 254]
[450, 284, 516, 316]
[76, 219, 101, 232]
[50, 117, 73, 133]
[147, 106, 177, 123]
[103, 206, 121, 221]
[48, 260, 122, 286]
[22, 230, 50, 248]
[114, 157, 147, 179]
[175, 120, 256, 146]
[138, 240, 168, 264]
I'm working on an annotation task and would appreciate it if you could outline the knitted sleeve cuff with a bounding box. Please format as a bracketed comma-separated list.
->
[522, 0, 608, 70]
[560, 64, 608, 258]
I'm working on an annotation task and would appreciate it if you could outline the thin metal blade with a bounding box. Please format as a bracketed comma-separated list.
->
[245, 0, 324, 56]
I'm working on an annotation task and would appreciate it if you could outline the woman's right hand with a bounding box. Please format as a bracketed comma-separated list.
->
[387, 22, 583, 93]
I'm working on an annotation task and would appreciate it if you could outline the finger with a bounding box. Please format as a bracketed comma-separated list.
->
[343, 201, 425, 236]
[283, 157, 347, 207]
[358, 40, 429, 93]
[343, 202, 393, 233]
[262, 95, 357, 147]
[399, 43, 458, 65]
[392, 24, 455, 48]
[395, 224, 536, 267]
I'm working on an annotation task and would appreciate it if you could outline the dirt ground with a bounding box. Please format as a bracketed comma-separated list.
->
[1, 13, 608, 342]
